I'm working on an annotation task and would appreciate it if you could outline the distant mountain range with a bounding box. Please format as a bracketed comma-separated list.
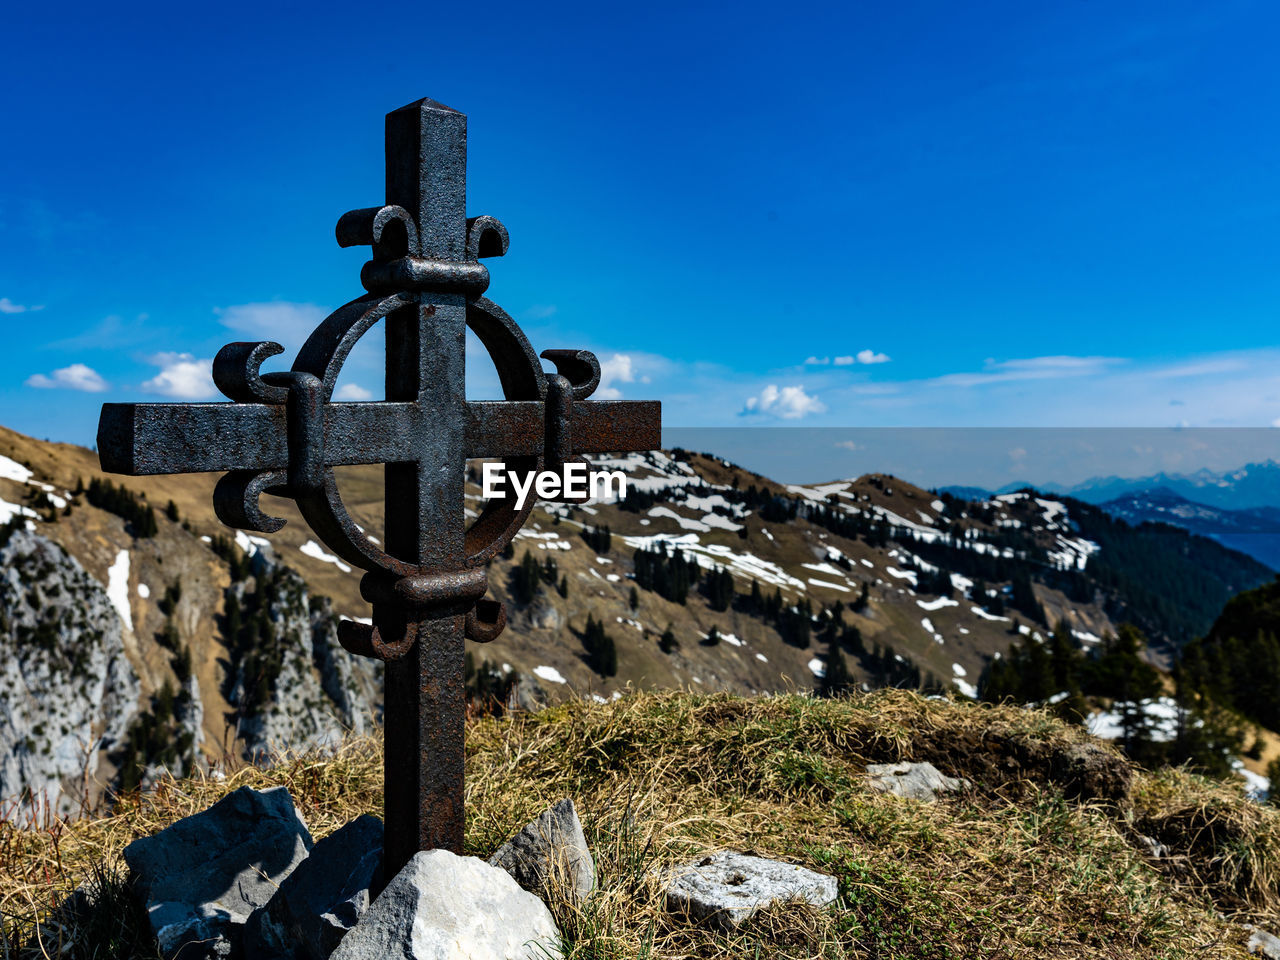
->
[942, 463, 1280, 570]
[944, 460, 1280, 512]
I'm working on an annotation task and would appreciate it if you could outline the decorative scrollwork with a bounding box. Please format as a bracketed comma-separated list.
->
[212, 341, 289, 404]
[213, 469, 288, 533]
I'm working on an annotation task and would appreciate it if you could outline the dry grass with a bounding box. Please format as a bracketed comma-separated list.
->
[3, 689, 1275, 958]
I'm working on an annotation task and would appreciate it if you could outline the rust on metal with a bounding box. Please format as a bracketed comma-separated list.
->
[95, 97, 661, 880]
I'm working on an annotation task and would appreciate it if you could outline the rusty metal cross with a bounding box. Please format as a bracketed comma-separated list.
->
[96, 98, 660, 878]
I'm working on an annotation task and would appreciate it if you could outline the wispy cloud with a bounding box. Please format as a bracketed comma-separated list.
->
[521, 304, 558, 320]
[741, 384, 827, 419]
[45, 314, 154, 351]
[854, 349, 890, 365]
[25, 363, 108, 392]
[216, 302, 330, 350]
[141, 352, 217, 399]
[931, 354, 1126, 388]
[1, 297, 45, 314]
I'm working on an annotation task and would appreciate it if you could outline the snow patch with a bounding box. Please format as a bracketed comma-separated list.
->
[885, 566, 918, 586]
[533, 665, 567, 684]
[1087, 698, 1185, 743]
[808, 578, 849, 592]
[106, 549, 132, 633]
[235, 530, 271, 557]
[300, 540, 352, 573]
[0, 455, 34, 484]
[970, 606, 1010, 622]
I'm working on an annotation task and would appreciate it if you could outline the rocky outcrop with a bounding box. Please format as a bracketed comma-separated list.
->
[223, 547, 375, 760]
[0, 530, 140, 814]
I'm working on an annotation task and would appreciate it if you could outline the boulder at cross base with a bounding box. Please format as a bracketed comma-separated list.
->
[244, 814, 384, 959]
[123, 786, 313, 959]
[865, 761, 969, 801]
[329, 849, 562, 960]
[488, 798, 595, 905]
[663, 850, 838, 930]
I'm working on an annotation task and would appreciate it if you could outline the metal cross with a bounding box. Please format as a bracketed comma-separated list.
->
[96, 98, 660, 879]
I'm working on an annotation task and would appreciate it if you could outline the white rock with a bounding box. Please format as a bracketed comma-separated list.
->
[865, 761, 969, 801]
[664, 850, 837, 929]
[330, 849, 562, 960]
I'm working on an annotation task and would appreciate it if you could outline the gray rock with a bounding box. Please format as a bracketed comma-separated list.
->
[488, 798, 595, 905]
[664, 850, 838, 930]
[330, 849, 562, 960]
[245, 814, 383, 959]
[865, 761, 969, 801]
[1247, 926, 1280, 958]
[123, 785, 313, 959]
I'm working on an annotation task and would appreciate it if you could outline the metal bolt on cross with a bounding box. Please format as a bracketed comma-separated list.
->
[96, 97, 661, 880]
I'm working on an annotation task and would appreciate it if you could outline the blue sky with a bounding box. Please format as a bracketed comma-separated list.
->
[4, 0, 1280, 460]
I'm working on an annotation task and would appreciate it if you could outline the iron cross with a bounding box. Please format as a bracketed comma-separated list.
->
[96, 98, 660, 879]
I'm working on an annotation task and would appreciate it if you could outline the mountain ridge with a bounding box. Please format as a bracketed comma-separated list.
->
[0, 424, 1272, 811]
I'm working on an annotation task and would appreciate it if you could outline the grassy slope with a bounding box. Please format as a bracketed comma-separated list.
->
[5, 690, 1279, 959]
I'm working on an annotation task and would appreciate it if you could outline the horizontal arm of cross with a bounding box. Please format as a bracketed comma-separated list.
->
[98, 399, 660, 476]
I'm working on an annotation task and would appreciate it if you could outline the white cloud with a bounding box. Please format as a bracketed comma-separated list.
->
[522, 304, 558, 320]
[25, 363, 109, 392]
[216, 302, 330, 350]
[742, 384, 826, 419]
[833, 356, 855, 366]
[0, 298, 44, 314]
[142, 352, 217, 399]
[597, 353, 636, 400]
[335, 383, 374, 401]
[805, 356, 830, 366]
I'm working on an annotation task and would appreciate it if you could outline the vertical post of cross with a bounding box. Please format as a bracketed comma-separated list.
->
[381, 99, 469, 874]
